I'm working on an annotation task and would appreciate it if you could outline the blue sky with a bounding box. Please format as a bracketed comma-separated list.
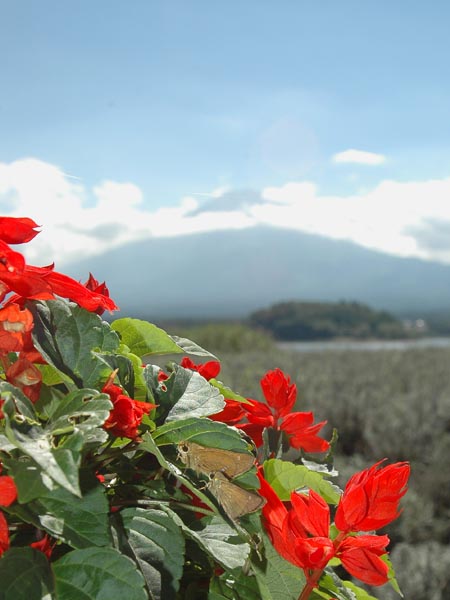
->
[1, 1, 450, 266]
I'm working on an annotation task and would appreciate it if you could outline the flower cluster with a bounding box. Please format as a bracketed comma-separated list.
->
[211, 367, 329, 452]
[0, 217, 118, 404]
[0, 215, 411, 599]
[258, 460, 410, 588]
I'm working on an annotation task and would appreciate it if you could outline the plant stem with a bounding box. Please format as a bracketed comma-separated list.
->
[298, 569, 323, 600]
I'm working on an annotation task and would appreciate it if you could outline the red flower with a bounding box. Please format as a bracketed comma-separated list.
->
[212, 368, 330, 453]
[337, 535, 389, 586]
[30, 534, 54, 559]
[0, 304, 34, 354]
[180, 357, 221, 381]
[0, 216, 40, 244]
[0, 511, 9, 556]
[260, 368, 297, 418]
[6, 356, 42, 403]
[335, 460, 410, 533]
[258, 464, 399, 588]
[0, 470, 17, 507]
[281, 412, 330, 453]
[102, 377, 157, 439]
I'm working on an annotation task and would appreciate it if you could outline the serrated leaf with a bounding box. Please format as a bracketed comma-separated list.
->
[53, 547, 147, 600]
[192, 517, 250, 571]
[4, 456, 55, 503]
[0, 382, 38, 423]
[162, 366, 224, 421]
[153, 417, 252, 453]
[121, 507, 185, 600]
[44, 388, 112, 436]
[209, 569, 262, 599]
[170, 335, 218, 359]
[29, 299, 120, 388]
[341, 581, 378, 599]
[252, 531, 305, 600]
[5, 423, 81, 496]
[34, 481, 111, 548]
[0, 548, 54, 600]
[209, 379, 249, 404]
[263, 459, 341, 505]
[383, 553, 403, 596]
[111, 318, 182, 357]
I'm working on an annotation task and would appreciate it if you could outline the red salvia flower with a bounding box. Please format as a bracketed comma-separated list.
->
[0, 511, 9, 556]
[0, 216, 40, 244]
[336, 534, 390, 586]
[180, 357, 221, 381]
[213, 368, 329, 452]
[102, 376, 157, 440]
[260, 368, 297, 417]
[6, 356, 42, 403]
[0, 304, 34, 354]
[0, 470, 17, 507]
[335, 460, 410, 533]
[30, 534, 55, 559]
[258, 461, 409, 588]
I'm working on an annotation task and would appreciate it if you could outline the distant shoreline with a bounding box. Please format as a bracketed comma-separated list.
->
[277, 337, 450, 353]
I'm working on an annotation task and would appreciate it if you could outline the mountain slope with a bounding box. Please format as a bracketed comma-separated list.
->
[64, 226, 450, 318]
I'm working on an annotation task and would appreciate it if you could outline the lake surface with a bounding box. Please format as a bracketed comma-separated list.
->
[277, 337, 450, 353]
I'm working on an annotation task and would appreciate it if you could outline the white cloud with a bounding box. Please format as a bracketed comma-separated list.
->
[1, 157, 450, 270]
[332, 149, 386, 165]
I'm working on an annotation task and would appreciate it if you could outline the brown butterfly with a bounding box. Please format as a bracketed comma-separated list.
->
[208, 471, 265, 520]
[177, 441, 255, 479]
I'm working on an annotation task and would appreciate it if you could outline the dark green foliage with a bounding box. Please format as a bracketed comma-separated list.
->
[249, 301, 408, 340]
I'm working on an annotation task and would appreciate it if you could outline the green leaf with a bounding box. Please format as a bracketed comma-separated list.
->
[153, 417, 252, 453]
[340, 581, 378, 599]
[37, 364, 74, 387]
[189, 517, 250, 571]
[121, 507, 185, 600]
[263, 459, 341, 505]
[53, 547, 147, 600]
[34, 481, 111, 548]
[252, 531, 305, 600]
[170, 335, 218, 359]
[0, 382, 39, 423]
[209, 379, 249, 404]
[318, 572, 358, 600]
[0, 548, 54, 600]
[383, 554, 403, 597]
[209, 569, 262, 599]
[161, 366, 224, 421]
[112, 318, 182, 357]
[5, 423, 81, 496]
[29, 299, 120, 388]
[4, 455, 54, 503]
[43, 388, 112, 436]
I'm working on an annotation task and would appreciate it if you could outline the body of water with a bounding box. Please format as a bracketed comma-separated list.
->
[277, 337, 450, 353]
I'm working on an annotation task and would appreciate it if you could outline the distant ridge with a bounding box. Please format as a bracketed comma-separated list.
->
[64, 226, 450, 318]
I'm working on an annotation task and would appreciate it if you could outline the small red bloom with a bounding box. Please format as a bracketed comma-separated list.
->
[337, 534, 390, 586]
[258, 465, 396, 588]
[335, 460, 410, 533]
[281, 412, 330, 453]
[260, 368, 297, 417]
[180, 357, 221, 381]
[30, 534, 54, 559]
[0, 465, 17, 507]
[0, 511, 9, 556]
[209, 398, 246, 425]
[102, 377, 157, 439]
[6, 356, 42, 403]
[0, 216, 40, 244]
[82, 273, 115, 315]
[0, 303, 34, 353]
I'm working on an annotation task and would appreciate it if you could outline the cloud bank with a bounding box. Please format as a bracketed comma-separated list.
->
[1, 157, 450, 269]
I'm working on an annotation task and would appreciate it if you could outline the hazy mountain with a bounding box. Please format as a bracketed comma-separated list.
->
[65, 226, 450, 319]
